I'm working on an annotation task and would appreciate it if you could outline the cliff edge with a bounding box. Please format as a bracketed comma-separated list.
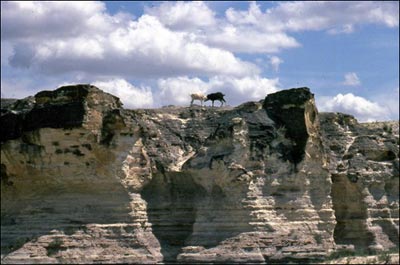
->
[1, 85, 398, 263]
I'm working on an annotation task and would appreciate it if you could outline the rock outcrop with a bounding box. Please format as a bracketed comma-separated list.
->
[320, 113, 399, 253]
[1, 85, 398, 263]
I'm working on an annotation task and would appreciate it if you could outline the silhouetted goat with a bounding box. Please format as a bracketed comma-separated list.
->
[205, 92, 226, 107]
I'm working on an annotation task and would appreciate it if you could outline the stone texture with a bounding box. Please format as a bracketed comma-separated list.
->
[320, 113, 399, 253]
[1, 85, 398, 263]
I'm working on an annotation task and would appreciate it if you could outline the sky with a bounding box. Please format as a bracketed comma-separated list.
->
[1, 1, 399, 122]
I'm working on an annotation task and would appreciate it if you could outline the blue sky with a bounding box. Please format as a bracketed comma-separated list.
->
[1, 1, 399, 121]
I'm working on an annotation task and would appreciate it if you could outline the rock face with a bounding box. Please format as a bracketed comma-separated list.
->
[1, 85, 398, 264]
[320, 113, 399, 253]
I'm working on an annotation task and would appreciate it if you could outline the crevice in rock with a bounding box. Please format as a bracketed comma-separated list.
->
[100, 109, 126, 146]
[1, 164, 14, 186]
[331, 173, 374, 250]
[140, 172, 206, 262]
[186, 184, 254, 249]
[373, 220, 399, 247]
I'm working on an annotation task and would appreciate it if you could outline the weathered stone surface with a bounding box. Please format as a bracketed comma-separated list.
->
[320, 113, 399, 253]
[0, 84, 122, 142]
[263, 87, 317, 165]
[1, 85, 398, 263]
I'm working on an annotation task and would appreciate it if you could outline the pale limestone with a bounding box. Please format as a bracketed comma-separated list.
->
[1, 86, 398, 264]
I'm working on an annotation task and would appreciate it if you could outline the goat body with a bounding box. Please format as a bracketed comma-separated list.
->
[205, 92, 226, 107]
[190, 93, 207, 106]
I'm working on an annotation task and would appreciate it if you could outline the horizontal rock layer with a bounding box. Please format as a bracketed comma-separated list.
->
[1, 85, 398, 263]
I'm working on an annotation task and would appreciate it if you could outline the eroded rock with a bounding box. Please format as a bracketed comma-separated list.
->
[1, 85, 398, 263]
[320, 113, 399, 252]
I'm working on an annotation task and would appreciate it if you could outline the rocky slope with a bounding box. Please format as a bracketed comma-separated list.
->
[1, 85, 398, 264]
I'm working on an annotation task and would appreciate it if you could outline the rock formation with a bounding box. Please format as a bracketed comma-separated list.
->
[1, 85, 398, 263]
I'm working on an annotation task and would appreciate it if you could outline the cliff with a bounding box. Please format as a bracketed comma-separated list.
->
[1, 85, 398, 264]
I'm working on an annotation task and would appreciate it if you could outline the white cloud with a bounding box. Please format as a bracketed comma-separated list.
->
[2, 2, 258, 78]
[3, 1, 398, 79]
[373, 87, 400, 121]
[0, 1, 126, 41]
[269, 56, 283, 72]
[225, 1, 263, 26]
[144, 1, 398, 54]
[92, 79, 153, 109]
[145, 1, 216, 30]
[327, 24, 354, 35]
[318, 93, 388, 122]
[204, 26, 300, 53]
[245, 1, 399, 32]
[212, 75, 280, 101]
[158, 76, 210, 106]
[157, 75, 279, 106]
[221, 0, 399, 55]
[145, 1, 300, 54]
[342, 72, 361, 86]
[142, 1, 300, 54]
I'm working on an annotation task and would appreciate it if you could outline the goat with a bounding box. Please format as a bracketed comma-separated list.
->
[205, 92, 226, 107]
[190, 93, 207, 106]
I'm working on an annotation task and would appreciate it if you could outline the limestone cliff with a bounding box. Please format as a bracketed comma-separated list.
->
[1, 85, 398, 264]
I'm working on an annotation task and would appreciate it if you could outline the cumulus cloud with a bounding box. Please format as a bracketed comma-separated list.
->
[374, 87, 400, 121]
[327, 24, 354, 35]
[145, 1, 300, 53]
[318, 93, 388, 122]
[225, 1, 263, 26]
[204, 26, 300, 53]
[217, 1, 398, 53]
[269, 56, 283, 72]
[3, 1, 398, 77]
[2, 2, 258, 78]
[157, 75, 279, 106]
[158, 76, 210, 106]
[342, 72, 361, 86]
[145, 1, 216, 30]
[213, 75, 280, 101]
[226, 1, 399, 33]
[92, 79, 153, 108]
[1, 1, 127, 41]
[144, 1, 398, 54]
